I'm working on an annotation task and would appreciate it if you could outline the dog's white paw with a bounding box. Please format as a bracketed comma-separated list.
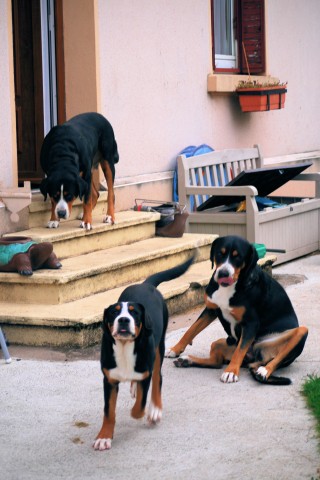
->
[256, 366, 268, 380]
[103, 215, 113, 225]
[47, 220, 60, 228]
[130, 381, 137, 399]
[80, 221, 92, 231]
[164, 348, 179, 358]
[93, 438, 112, 451]
[147, 403, 162, 424]
[220, 371, 239, 383]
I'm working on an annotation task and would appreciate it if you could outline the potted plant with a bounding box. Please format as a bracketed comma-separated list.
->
[235, 42, 287, 112]
[236, 79, 288, 112]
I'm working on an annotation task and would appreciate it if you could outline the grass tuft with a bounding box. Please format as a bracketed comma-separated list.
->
[302, 374, 320, 440]
[302, 375, 320, 479]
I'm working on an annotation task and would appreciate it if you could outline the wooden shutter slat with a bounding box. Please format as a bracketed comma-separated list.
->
[240, 0, 265, 74]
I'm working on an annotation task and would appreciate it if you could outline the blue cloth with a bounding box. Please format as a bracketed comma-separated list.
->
[173, 144, 214, 208]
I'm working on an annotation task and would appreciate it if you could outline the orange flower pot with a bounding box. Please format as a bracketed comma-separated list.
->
[236, 85, 287, 112]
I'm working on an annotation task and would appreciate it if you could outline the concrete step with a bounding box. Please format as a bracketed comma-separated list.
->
[0, 233, 215, 305]
[5, 210, 160, 259]
[2, 200, 218, 348]
[0, 260, 213, 347]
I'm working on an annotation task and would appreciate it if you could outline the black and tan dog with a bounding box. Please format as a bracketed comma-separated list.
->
[93, 254, 195, 451]
[166, 235, 308, 385]
[40, 112, 119, 230]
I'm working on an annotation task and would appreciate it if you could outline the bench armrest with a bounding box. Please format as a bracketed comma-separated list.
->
[182, 183, 260, 242]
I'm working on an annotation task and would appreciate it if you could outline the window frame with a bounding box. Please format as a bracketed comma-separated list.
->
[211, 0, 266, 75]
[212, 0, 240, 73]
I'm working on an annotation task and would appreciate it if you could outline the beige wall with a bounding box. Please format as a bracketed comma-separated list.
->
[1, 0, 320, 195]
[0, 0, 17, 188]
[97, 0, 213, 180]
[265, 1, 320, 154]
[63, 0, 100, 118]
[97, 0, 320, 182]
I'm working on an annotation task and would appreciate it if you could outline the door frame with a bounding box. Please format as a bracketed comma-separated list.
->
[41, 0, 66, 134]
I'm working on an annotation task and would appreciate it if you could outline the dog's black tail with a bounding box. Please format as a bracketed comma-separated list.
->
[144, 252, 196, 288]
[250, 368, 292, 386]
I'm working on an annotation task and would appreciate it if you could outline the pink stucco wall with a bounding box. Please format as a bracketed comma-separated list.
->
[97, 0, 320, 181]
[1, 0, 319, 190]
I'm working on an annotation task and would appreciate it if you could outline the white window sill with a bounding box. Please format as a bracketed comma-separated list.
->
[207, 74, 280, 93]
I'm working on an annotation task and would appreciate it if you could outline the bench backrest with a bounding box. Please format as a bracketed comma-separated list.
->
[177, 145, 263, 208]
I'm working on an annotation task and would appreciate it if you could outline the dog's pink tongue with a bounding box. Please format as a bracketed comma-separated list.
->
[218, 277, 234, 286]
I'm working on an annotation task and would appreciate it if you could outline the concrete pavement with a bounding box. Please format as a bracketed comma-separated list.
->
[1, 253, 320, 480]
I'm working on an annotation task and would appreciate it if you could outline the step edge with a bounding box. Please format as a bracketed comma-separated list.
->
[0, 260, 212, 327]
[4, 210, 161, 243]
[0, 235, 216, 285]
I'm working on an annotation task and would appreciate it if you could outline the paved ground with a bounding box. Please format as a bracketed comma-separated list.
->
[1, 254, 320, 480]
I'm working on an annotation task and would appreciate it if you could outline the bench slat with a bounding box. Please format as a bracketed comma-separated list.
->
[180, 147, 261, 170]
[178, 144, 263, 212]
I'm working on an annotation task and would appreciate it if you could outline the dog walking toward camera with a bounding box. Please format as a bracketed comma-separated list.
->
[40, 112, 119, 230]
[93, 253, 195, 451]
[166, 235, 308, 385]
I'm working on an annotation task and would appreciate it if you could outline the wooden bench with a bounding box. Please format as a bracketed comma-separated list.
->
[177, 145, 320, 264]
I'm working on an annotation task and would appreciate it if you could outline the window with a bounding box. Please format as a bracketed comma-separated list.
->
[214, 0, 237, 69]
[212, 0, 265, 74]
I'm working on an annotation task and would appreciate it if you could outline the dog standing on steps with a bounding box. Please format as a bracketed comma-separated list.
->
[93, 254, 195, 451]
[40, 112, 119, 230]
[166, 235, 308, 385]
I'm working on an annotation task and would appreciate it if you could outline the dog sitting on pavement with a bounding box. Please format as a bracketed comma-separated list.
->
[166, 235, 308, 385]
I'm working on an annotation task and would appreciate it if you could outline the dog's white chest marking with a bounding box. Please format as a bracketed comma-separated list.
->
[109, 341, 144, 382]
[208, 283, 238, 339]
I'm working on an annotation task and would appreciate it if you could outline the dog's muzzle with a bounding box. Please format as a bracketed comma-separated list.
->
[57, 208, 67, 219]
[115, 317, 136, 338]
[55, 197, 70, 220]
[217, 268, 235, 287]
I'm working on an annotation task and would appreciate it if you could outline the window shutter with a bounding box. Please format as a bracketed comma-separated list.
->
[240, 0, 265, 74]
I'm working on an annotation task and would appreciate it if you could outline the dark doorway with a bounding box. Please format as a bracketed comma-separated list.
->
[12, 0, 44, 185]
[12, 0, 65, 187]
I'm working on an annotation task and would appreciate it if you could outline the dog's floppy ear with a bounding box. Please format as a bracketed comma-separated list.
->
[40, 178, 49, 200]
[210, 237, 219, 269]
[242, 243, 258, 276]
[143, 313, 153, 336]
[102, 305, 115, 338]
[135, 303, 153, 336]
[77, 177, 89, 201]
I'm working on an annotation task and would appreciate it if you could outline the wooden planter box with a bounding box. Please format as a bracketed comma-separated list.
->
[236, 86, 287, 112]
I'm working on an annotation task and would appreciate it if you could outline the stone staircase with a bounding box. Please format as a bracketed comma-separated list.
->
[0, 194, 216, 347]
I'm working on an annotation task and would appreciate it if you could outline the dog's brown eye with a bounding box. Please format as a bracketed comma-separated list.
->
[115, 305, 121, 311]
[221, 248, 226, 254]
[232, 250, 238, 257]
[129, 306, 134, 311]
